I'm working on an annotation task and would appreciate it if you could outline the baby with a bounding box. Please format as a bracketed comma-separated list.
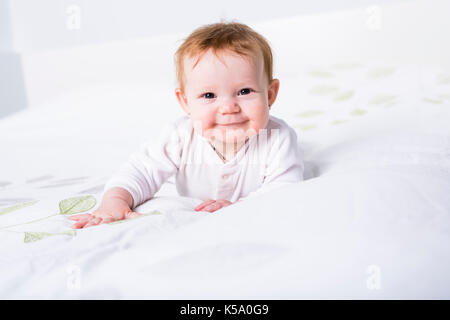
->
[70, 21, 304, 229]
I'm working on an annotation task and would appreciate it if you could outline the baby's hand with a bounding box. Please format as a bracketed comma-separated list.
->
[69, 205, 141, 229]
[194, 199, 232, 213]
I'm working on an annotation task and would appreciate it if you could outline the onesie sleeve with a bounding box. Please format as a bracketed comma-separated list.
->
[238, 120, 304, 201]
[103, 120, 183, 209]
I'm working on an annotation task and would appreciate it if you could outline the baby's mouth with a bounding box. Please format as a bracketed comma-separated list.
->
[216, 120, 248, 126]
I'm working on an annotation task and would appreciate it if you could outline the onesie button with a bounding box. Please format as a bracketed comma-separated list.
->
[222, 174, 229, 180]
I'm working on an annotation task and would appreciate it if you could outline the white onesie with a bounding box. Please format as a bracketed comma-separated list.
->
[104, 115, 304, 209]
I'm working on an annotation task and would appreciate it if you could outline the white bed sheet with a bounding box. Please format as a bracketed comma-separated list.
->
[1, 30, 450, 299]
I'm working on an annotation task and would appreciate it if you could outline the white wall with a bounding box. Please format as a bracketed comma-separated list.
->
[6, 0, 408, 53]
[0, 0, 12, 51]
[0, 0, 27, 118]
[0, 0, 443, 118]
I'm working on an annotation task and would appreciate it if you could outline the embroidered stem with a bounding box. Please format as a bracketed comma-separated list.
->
[0, 213, 58, 230]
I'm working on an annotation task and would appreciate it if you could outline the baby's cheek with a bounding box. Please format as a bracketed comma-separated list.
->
[202, 111, 218, 129]
[248, 104, 269, 130]
[191, 111, 216, 134]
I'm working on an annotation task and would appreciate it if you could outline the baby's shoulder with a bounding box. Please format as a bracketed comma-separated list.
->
[161, 115, 193, 138]
[265, 115, 298, 142]
[168, 115, 192, 131]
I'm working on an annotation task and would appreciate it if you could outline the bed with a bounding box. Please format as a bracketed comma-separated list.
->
[1, 0, 449, 299]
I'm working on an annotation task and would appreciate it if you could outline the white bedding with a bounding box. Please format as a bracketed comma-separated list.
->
[1, 4, 450, 299]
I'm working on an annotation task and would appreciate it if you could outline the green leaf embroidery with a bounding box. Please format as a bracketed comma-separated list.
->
[437, 74, 450, 85]
[0, 200, 39, 216]
[59, 195, 96, 215]
[295, 110, 323, 118]
[306, 70, 334, 78]
[368, 94, 397, 105]
[367, 67, 396, 79]
[350, 108, 368, 116]
[0, 196, 96, 231]
[330, 119, 348, 125]
[309, 85, 339, 96]
[423, 97, 443, 104]
[24, 232, 53, 243]
[330, 63, 363, 70]
[24, 230, 77, 243]
[61, 230, 77, 237]
[438, 93, 450, 100]
[334, 90, 355, 102]
[293, 123, 318, 131]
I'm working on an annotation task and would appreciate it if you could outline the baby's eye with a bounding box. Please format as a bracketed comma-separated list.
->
[238, 88, 254, 96]
[201, 92, 216, 99]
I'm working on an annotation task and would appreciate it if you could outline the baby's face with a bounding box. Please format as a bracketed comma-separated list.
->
[175, 48, 279, 144]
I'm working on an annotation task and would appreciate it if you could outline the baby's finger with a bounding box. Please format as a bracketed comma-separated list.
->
[71, 215, 98, 228]
[84, 217, 103, 228]
[202, 202, 221, 212]
[195, 200, 216, 211]
[72, 219, 89, 229]
[68, 213, 92, 221]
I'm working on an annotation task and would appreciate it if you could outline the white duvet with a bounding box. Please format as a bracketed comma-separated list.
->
[1, 6, 450, 299]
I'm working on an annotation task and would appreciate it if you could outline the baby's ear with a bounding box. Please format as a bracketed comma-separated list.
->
[175, 88, 190, 115]
[268, 79, 280, 109]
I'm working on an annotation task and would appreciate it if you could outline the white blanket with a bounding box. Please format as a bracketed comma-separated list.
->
[1, 12, 450, 299]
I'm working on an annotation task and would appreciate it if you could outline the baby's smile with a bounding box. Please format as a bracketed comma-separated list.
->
[176, 48, 275, 148]
[215, 118, 249, 126]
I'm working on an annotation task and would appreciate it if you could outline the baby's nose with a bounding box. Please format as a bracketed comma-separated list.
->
[219, 99, 241, 114]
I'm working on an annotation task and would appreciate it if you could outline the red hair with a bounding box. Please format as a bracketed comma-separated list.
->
[174, 21, 274, 92]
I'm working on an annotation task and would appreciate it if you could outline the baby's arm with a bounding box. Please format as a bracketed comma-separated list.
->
[70, 187, 140, 228]
[70, 121, 182, 228]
